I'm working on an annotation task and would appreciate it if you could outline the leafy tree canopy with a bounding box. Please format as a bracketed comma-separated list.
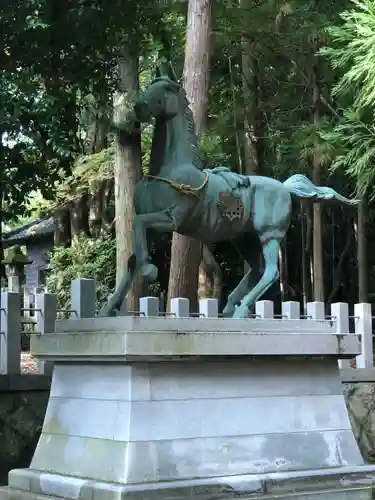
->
[320, 0, 375, 198]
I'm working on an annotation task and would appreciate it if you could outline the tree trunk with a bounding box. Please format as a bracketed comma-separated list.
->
[312, 201, 324, 301]
[101, 179, 115, 236]
[240, 5, 264, 175]
[70, 191, 90, 239]
[228, 56, 243, 173]
[0, 139, 6, 282]
[198, 245, 222, 300]
[356, 198, 368, 302]
[182, 0, 212, 135]
[327, 225, 352, 306]
[88, 181, 104, 238]
[113, 46, 143, 312]
[87, 107, 108, 154]
[54, 207, 71, 247]
[301, 202, 313, 309]
[311, 39, 324, 303]
[167, 0, 213, 310]
[240, 8, 265, 276]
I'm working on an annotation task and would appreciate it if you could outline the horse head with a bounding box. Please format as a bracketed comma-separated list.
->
[134, 61, 185, 123]
[134, 62, 201, 175]
[134, 76, 184, 123]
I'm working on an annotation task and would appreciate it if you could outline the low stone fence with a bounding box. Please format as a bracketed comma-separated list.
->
[1, 279, 375, 483]
[0, 277, 375, 380]
[0, 278, 96, 375]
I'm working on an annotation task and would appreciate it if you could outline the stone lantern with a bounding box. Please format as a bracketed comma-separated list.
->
[1, 245, 32, 292]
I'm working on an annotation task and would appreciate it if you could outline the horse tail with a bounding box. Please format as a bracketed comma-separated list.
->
[283, 174, 359, 206]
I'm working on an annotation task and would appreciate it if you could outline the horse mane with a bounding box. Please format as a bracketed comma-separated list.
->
[179, 88, 202, 170]
[149, 116, 167, 176]
[148, 80, 202, 176]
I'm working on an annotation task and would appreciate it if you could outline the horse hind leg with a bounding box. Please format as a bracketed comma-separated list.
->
[232, 235, 281, 319]
[222, 241, 261, 317]
[222, 266, 260, 317]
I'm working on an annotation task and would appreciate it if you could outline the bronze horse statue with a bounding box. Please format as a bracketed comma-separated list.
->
[99, 66, 359, 318]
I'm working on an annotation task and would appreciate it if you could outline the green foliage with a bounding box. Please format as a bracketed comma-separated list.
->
[322, 0, 375, 107]
[200, 135, 232, 167]
[1, 0, 170, 218]
[320, 0, 375, 197]
[46, 235, 116, 311]
[54, 148, 115, 202]
[320, 109, 375, 198]
[2, 0, 358, 216]
[4, 0, 375, 306]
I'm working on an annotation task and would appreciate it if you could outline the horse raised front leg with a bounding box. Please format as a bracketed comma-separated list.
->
[99, 210, 176, 317]
[232, 238, 280, 319]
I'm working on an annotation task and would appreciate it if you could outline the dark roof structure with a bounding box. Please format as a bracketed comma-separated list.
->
[2, 216, 54, 247]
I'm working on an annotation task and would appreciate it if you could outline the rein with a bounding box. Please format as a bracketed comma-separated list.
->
[144, 172, 209, 198]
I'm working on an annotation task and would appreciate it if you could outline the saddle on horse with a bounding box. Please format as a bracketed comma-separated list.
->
[207, 166, 251, 191]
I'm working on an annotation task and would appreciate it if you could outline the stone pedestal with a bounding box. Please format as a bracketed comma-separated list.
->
[2, 316, 375, 499]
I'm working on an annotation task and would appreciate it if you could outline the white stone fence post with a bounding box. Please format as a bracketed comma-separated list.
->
[0, 291, 21, 374]
[0, 277, 97, 375]
[136, 297, 374, 370]
[0, 279, 373, 374]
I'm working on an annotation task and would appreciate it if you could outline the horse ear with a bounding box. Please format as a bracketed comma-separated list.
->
[168, 63, 178, 82]
[156, 57, 179, 81]
[156, 58, 169, 78]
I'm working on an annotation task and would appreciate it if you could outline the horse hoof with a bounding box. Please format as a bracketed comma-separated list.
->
[98, 306, 116, 317]
[222, 303, 235, 317]
[232, 303, 250, 319]
[140, 263, 158, 282]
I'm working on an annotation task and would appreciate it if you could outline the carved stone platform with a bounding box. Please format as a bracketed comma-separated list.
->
[1, 315, 375, 499]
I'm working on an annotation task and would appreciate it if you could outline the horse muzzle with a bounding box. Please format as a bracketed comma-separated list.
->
[134, 101, 152, 123]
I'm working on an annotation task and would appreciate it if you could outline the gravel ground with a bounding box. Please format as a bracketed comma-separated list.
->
[21, 352, 37, 374]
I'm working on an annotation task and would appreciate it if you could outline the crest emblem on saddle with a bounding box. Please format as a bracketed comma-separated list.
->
[217, 192, 244, 221]
[206, 166, 250, 221]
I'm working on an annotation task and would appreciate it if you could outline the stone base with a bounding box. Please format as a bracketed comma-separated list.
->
[2, 466, 375, 500]
[2, 318, 371, 499]
[25, 359, 365, 482]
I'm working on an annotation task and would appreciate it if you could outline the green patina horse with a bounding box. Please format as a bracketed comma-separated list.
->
[99, 66, 359, 318]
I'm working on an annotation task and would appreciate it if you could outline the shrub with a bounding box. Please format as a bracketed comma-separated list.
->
[46, 234, 116, 312]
